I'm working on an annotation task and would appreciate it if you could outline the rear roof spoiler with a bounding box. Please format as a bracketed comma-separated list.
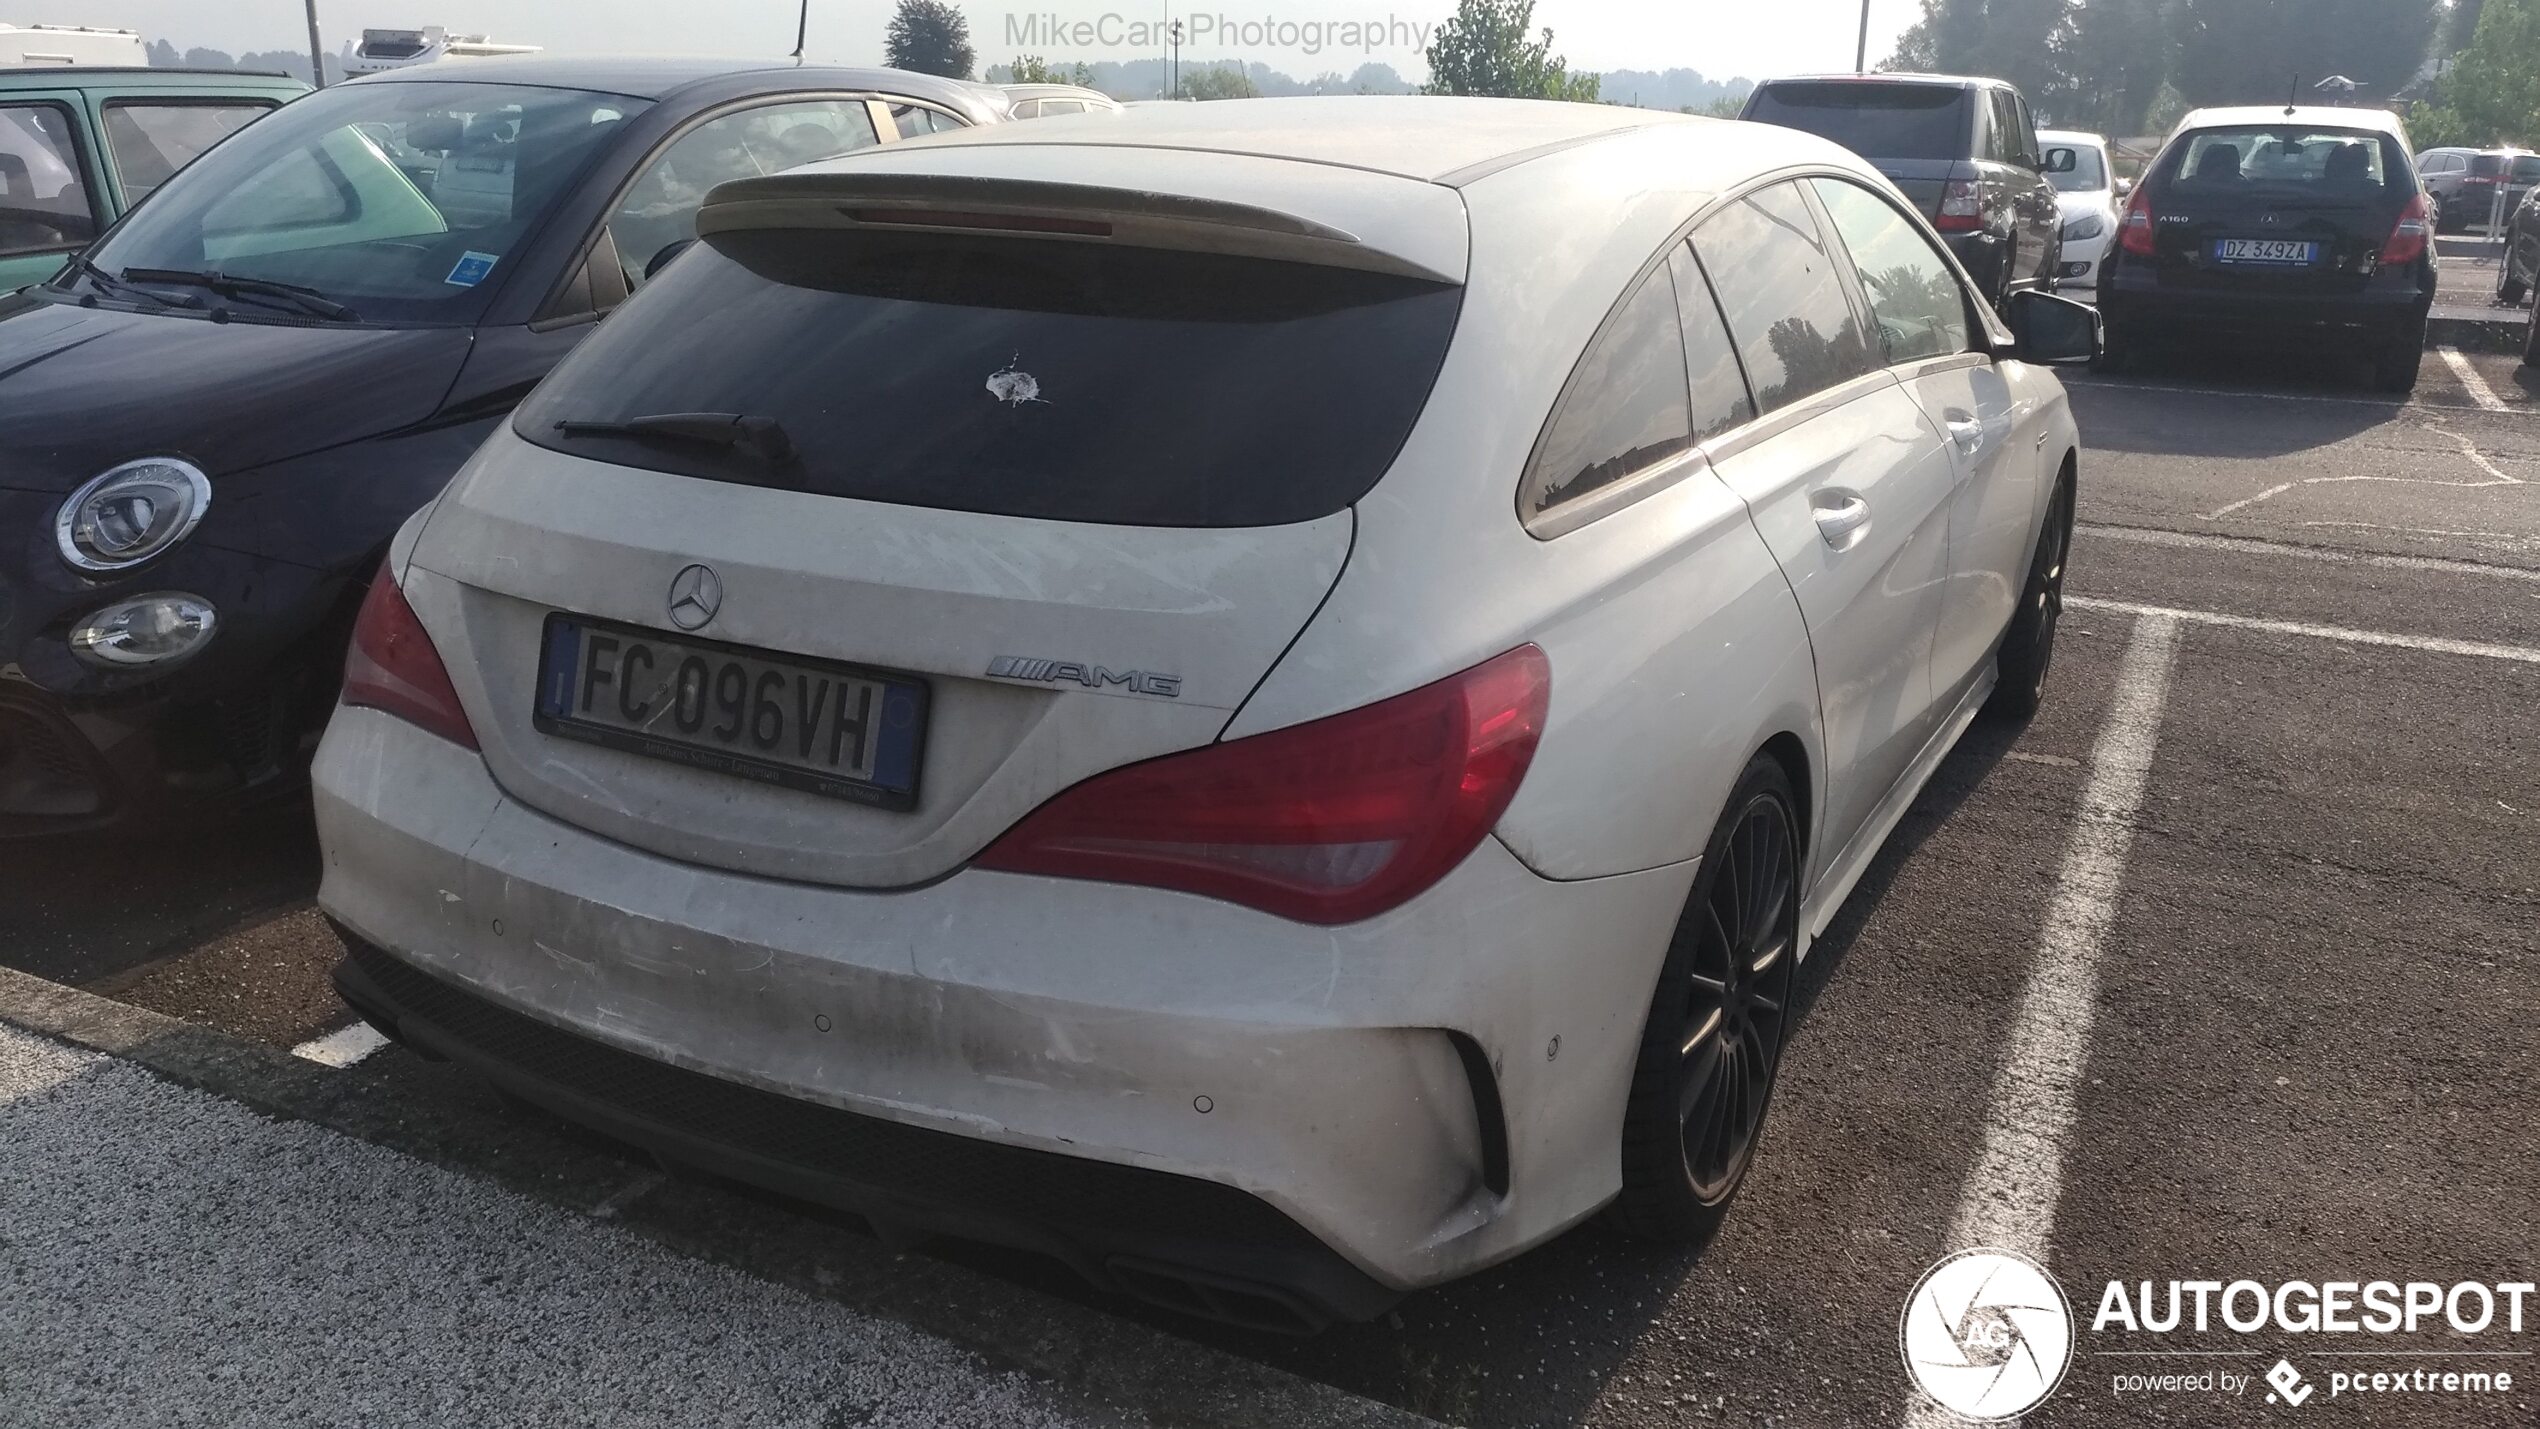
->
[695, 170, 1461, 284]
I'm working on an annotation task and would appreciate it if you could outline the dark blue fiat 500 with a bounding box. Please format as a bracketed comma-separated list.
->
[0, 56, 1002, 833]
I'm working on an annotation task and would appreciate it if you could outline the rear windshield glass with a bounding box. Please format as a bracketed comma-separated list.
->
[2514, 155, 2540, 181]
[514, 228, 1463, 527]
[2158, 127, 2407, 195]
[1745, 83, 1969, 162]
[2469, 153, 2509, 177]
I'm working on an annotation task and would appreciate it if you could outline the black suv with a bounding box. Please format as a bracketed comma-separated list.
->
[2414, 146, 2540, 233]
[2098, 106, 2434, 392]
[1742, 73, 2062, 312]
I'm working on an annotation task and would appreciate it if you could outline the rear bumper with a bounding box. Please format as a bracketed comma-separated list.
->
[330, 931, 1390, 1331]
[312, 708, 1696, 1314]
[2100, 266, 2431, 348]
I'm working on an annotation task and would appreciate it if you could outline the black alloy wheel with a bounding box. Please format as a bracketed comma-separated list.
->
[1990, 474, 2072, 720]
[1614, 756, 1801, 1240]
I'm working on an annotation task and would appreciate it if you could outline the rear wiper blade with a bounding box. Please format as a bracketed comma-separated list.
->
[64, 255, 204, 311]
[553, 412, 795, 464]
[120, 267, 359, 322]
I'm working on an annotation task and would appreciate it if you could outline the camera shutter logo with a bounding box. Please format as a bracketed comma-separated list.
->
[666, 564, 722, 632]
[1900, 1248, 2075, 1421]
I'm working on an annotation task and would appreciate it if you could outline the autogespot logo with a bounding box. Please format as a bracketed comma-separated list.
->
[1902, 1248, 2077, 1421]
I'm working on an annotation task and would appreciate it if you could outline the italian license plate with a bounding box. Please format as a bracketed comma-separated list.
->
[532, 614, 928, 810]
[2214, 238, 2318, 265]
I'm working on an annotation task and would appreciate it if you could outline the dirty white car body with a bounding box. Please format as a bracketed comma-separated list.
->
[313, 97, 2085, 1329]
[2042, 127, 2122, 293]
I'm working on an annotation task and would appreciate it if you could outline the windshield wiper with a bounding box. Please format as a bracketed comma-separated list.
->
[553, 412, 795, 464]
[120, 267, 359, 323]
[64, 255, 204, 311]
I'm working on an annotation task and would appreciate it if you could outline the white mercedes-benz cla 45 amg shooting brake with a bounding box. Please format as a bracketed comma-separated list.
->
[314, 98, 2095, 1331]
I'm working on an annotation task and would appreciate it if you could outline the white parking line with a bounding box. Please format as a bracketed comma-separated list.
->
[2068, 596, 2540, 664]
[288, 1021, 391, 1068]
[2077, 522, 2540, 583]
[2438, 346, 2510, 412]
[1901, 613, 2179, 1429]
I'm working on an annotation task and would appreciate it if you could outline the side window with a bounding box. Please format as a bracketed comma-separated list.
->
[1693, 181, 1878, 413]
[0, 102, 97, 258]
[1810, 178, 1972, 365]
[1010, 99, 1040, 118]
[1042, 99, 1087, 115]
[889, 103, 961, 139]
[102, 101, 270, 205]
[1667, 245, 1758, 442]
[2013, 94, 2041, 168]
[612, 99, 883, 291]
[1520, 264, 1694, 523]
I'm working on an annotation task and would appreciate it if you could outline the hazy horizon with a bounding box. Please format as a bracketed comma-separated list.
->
[21, 0, 1916, 85]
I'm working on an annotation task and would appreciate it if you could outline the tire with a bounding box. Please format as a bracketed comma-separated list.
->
[2374, 325, 2426, 394]
[2499, 253, 2528, 308]
[2524, 298, 2540, 368]
[1611, 754, 1802, 1243]
[1989, 472, 2072, 722]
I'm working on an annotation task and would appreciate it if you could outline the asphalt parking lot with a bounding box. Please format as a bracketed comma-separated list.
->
[5, 331, 2535, 1426]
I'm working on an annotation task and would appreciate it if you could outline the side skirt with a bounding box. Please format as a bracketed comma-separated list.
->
[1798, 664, 1998, 947]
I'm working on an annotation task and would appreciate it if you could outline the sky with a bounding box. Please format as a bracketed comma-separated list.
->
[25, 0, 1918, 83]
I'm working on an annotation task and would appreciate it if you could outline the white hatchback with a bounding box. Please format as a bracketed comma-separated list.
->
[314, 97, 2094, 1331]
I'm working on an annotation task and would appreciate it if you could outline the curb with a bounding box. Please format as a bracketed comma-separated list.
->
[2429, 306, 2524, 353]
[0, 962, 1440, 1429]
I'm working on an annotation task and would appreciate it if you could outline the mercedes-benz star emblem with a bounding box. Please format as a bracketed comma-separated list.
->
[666, 564, 722, 631]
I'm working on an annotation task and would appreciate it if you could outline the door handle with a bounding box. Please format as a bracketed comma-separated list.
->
[1811, 492, 1871, 550]
[1945, 417, 1986, 456]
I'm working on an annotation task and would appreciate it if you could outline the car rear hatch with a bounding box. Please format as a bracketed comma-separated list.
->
[404, 151, 1469, 889]
[1742, 80, 1974, 216]
[2138, 125, 2414, 295]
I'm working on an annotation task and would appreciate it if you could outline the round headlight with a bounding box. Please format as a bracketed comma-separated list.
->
[54, 458, 211, 572]
[68, 592, 218, 668]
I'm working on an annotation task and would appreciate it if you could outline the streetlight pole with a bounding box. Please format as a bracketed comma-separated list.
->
[1171, 20, 1182, 99]
[1855, 0, 1872, 72]
[304, 0, 328, 87]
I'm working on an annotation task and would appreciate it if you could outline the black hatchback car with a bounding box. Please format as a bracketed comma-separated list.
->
[1743, 73, 2063, 312]
[2098, 105, 2433, 392]
[0, 57, 1003, 835]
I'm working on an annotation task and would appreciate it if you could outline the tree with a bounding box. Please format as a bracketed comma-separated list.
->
[2056, 0, 2173, 134]
[885, 0, 975, 80]
[2418, 0, 2540, 144]
[1423, 0, 1600, 102]
[1888, 0, 2072, 116]
[1005, 54, 1094, 86]
[145, 38, 179, 66]
[1181, 65, 1259, 100]
[2170, 0, 2441, 106]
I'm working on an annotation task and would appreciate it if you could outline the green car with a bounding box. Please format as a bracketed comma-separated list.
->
[2, 65, 306, 290]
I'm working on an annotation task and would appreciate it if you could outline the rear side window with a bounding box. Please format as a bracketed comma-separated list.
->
[1695, 182, 1877, 412]
[2469, 153, 2507, 177]
[102, 101, 271, 205]
[1810, 178, 1970, 365]
[1520, 266, 1692, 522]
[2515, 156, 2540, 181]
[2159, 127, 2407, 195]
[1746, 82, 1969, 163]
[516, 228, 1463, 527]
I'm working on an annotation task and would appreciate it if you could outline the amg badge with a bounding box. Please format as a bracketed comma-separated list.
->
[985, 656, 1181, 698]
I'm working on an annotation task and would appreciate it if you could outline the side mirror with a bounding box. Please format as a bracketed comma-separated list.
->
[2114, 176, 2132, 198]
[644, 237, 697, 282]
[2004, 289, 2101, 364]
[2043, 147, 2079, 175]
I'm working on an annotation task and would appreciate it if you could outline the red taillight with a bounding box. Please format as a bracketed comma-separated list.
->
[2118, 185, 2157, 257]
[1934, 179, 1984, 233]
[2380, 191, 2431, 266]
[341, 571, 477, 750]
[976, 646, 1551, 925]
